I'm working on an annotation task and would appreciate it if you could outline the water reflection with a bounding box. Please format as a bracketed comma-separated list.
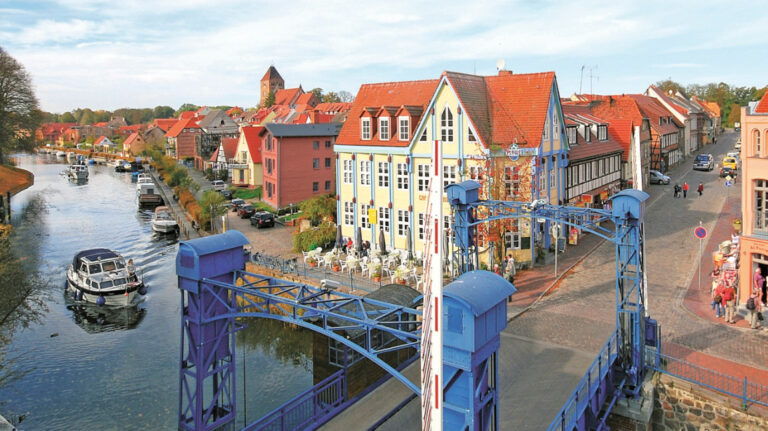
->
[65, 303, 147, 333]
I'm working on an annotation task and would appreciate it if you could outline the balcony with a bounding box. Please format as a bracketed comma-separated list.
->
[228, 158, 249, 170]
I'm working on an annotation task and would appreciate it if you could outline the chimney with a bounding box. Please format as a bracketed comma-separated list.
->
[311, 110, 319, 124]
[498, 70, 513, 76]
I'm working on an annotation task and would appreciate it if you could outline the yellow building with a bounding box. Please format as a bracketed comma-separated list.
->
[230, 125, 264, 187]
[335, 70, 568, 267]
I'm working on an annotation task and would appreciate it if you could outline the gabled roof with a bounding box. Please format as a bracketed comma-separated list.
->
[210, 137, 239, 162]
[562, 104, 624, 162]
[628, 94, 682, 134]
[165, 117, 200, 138]
[94, 135, 114, 146]
[153, 118, 178, 132]
[274, 87, 303, 106]
[261, 66, 282, 82]
[337, 79, 440, 147]
[241, 126, 263, 163]
[587, 95, 646, 162]
[755, 91, 768, 114]
[198, 109, 237, 130]
[314, 102, 352, 114]
[295, 92, 318, 106]
[123, 132, 141, 148]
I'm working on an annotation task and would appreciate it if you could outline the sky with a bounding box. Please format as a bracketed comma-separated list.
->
[1, 0, 766, 114]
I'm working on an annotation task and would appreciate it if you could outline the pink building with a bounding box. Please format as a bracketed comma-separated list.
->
[738, 92, 768, 306]
[259, 123, 341, 209]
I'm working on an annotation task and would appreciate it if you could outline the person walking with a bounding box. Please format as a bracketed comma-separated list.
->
[697, 182, 704, 197]
[673, 184, 680, 198]
[723, 282, 736, 324]
[505, 254, 516, 284]
[748, 275, 762, 329]
[711, 270, 724, 318]
[755, 268, 766, 306]
[682, 182, 689, 198]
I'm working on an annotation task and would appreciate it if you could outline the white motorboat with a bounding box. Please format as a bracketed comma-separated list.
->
[136, 173, 153, 189]
[67, 163, 89, 181]
[137, 179, 163, 208]
[151, 206, 179, 234]
[56, 151, 66, 158]
[66, 249, 146, 306]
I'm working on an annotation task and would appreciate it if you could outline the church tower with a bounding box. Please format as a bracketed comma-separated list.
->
[260, 66, 284, 106]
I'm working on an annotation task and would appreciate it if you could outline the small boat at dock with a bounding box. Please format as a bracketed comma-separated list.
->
[67, 163, 89, 181]
[151, 206, 179, 234]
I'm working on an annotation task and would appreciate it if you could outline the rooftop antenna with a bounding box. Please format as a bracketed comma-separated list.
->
[588, 65, 599, 95]
[496, 58, 506, 72]
[579, 65, 585, 94]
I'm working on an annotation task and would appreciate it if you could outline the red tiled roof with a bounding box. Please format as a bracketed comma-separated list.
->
[588, 96, 645, 162]
[337, 79, 440, 147]
[647, 85, 689, 116]
[241, 126, 263, 163]
[211, 138, 238, 162]
[628, 94, 682, 134]
[153, 118, 178, 132]
[179, 111, 195, 119]
[93, 122, 107, 127]
[314, 102, 352, 113]
[705, 101, 721, 117]
[755, 91, 768, 114]
[165, 117, 200, 138]
[274, 87, 303, 106]
[123, 132, 140, 148]
[295, 93, 317, 106]
[562, 104, 624, 162]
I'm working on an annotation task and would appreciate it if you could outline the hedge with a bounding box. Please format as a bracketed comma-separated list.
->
[293, 222, 337, 252]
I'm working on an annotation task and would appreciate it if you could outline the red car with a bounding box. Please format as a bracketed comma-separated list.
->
[237, 204, 255, 218]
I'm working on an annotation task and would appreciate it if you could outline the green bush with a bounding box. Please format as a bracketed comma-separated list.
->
[293, 222, 336, 252]
[252, 201, 275, 213]
[233, 187, 262, 200]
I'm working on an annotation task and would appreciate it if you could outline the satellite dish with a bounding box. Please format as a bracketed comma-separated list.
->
[496, 59, 506, 71]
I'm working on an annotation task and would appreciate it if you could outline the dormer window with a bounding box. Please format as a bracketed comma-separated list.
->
[361, 118, 371, 140]
[598, 125, 607, 141]
[468, 129, 476, 142]
[566, 126, 577, 145]
[585, 126, 591, 143]
[379, 117, 390, 140]
[441, 107, 454, 142]
[398, 116, 409, 141]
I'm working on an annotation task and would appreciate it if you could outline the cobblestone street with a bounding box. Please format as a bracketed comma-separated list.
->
[506, 131, 768, 380]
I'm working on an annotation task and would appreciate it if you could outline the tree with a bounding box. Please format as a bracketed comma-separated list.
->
[338, 91, 355, 103]
[310, 88, 323, 99]
[199, 190, 227, 232]
[654, 79, 686, 96]
[0, 47, 42, 164]
[175, 103, 199, 117]
[322, 92, 341, 103]
[60, 112, 76, 123]
[727, 103, 740, 127]
[153, 105, 174, 119]
[263, 90, 275, 108]
[299, 194, 336, 225]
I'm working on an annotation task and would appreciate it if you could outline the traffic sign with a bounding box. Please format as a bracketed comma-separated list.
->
[725, 180, 733, 188]
[694, 226, 707, 239]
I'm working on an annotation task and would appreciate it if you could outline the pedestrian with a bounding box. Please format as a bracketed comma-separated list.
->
[505, 254, 516, 285]
[493, 264, 501, 276]
[697, 182, 704, 197]
[127, 258, 137, 282]
[748, 277, 762, 329]
[723, 282, 736, 324]
[673, 184, 680, 198]
[711, 270, 724, 318]
[755, 268, 766, 307]
[682, 182, 689, 198]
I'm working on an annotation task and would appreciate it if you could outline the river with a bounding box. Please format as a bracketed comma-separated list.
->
[0, 154, 313, 430]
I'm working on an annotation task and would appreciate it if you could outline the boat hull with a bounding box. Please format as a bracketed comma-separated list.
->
[66, 272, 141, 307]
[152, 221, 178, 233]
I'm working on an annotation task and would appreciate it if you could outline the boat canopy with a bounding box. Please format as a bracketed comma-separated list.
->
[73, 248, 119, 268]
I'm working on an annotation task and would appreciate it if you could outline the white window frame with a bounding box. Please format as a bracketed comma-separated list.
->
[469, 166, 484, 181]
[756, 179, 768, 233]
[360, 204, 371, 229]
[550, 166, 556, 191]
[468, 128, 476, 142]
[441, 107, 454, 142]
[379, 117, 390, 140]
[343, 201, 354, 226]
[598, 125, 607, 141]
[343, 159, 353, 184]
[566, 127, 577, 145]
[398, 116, 409, 141]
[543, 117, 550, 140]
[360, 160, 371, 186]
[418, 213, 425, 240]
[417, 164, 430, 192]
[420, 129, 427, 142]
[361, 118, 371, 140]
[378, 207, 390, 233]
[443, 165, 457, 188]
[505, 223, 522, 250]
[377, 162, 389, 188]
[396, 163, 408, 190]
[397, 210, 409, 236]
[504, 166, 520, 198]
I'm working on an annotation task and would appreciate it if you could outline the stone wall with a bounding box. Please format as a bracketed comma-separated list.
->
[652, 375, 768, 431]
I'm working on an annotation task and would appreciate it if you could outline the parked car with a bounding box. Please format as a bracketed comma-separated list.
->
[211, 180, 226, 191]
[649, 170, 670, 185]
[735, 140, 742, 150]
[720, 166, 738, 178]
[219, 189, 233, 200]
[722, 156, 738, 171]
[231, 198, 246, 212]
[250, 211, 275, 228]
[238, 204, 256, 219]
[693, 154, 714, 171]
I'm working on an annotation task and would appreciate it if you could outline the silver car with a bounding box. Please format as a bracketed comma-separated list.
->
[649, 170, 670, 185]
[693, 154, 714, 171]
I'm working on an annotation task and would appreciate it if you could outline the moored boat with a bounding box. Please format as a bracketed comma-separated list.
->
[66, 249, 146, 307]
[151, 206, 179, 234]
[56, 150, 66, 158]
[67, 163, 89, 181]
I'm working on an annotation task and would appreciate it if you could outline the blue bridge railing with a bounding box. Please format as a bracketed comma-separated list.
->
[547, 331, 622, 431]
[646, 347, 768, 409]
[247, 369, 347, 431]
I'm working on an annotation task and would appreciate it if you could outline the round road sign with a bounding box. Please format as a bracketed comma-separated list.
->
[725, 180, 733, 188]
[694, 227, 707, 239]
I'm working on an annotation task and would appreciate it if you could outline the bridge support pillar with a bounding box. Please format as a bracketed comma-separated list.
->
[176, 231, 250, 431]
[442, 271, 516, 431]
[606, 373, 655, 431]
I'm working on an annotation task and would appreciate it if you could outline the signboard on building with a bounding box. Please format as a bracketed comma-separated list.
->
[506, 143, 520, 161]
